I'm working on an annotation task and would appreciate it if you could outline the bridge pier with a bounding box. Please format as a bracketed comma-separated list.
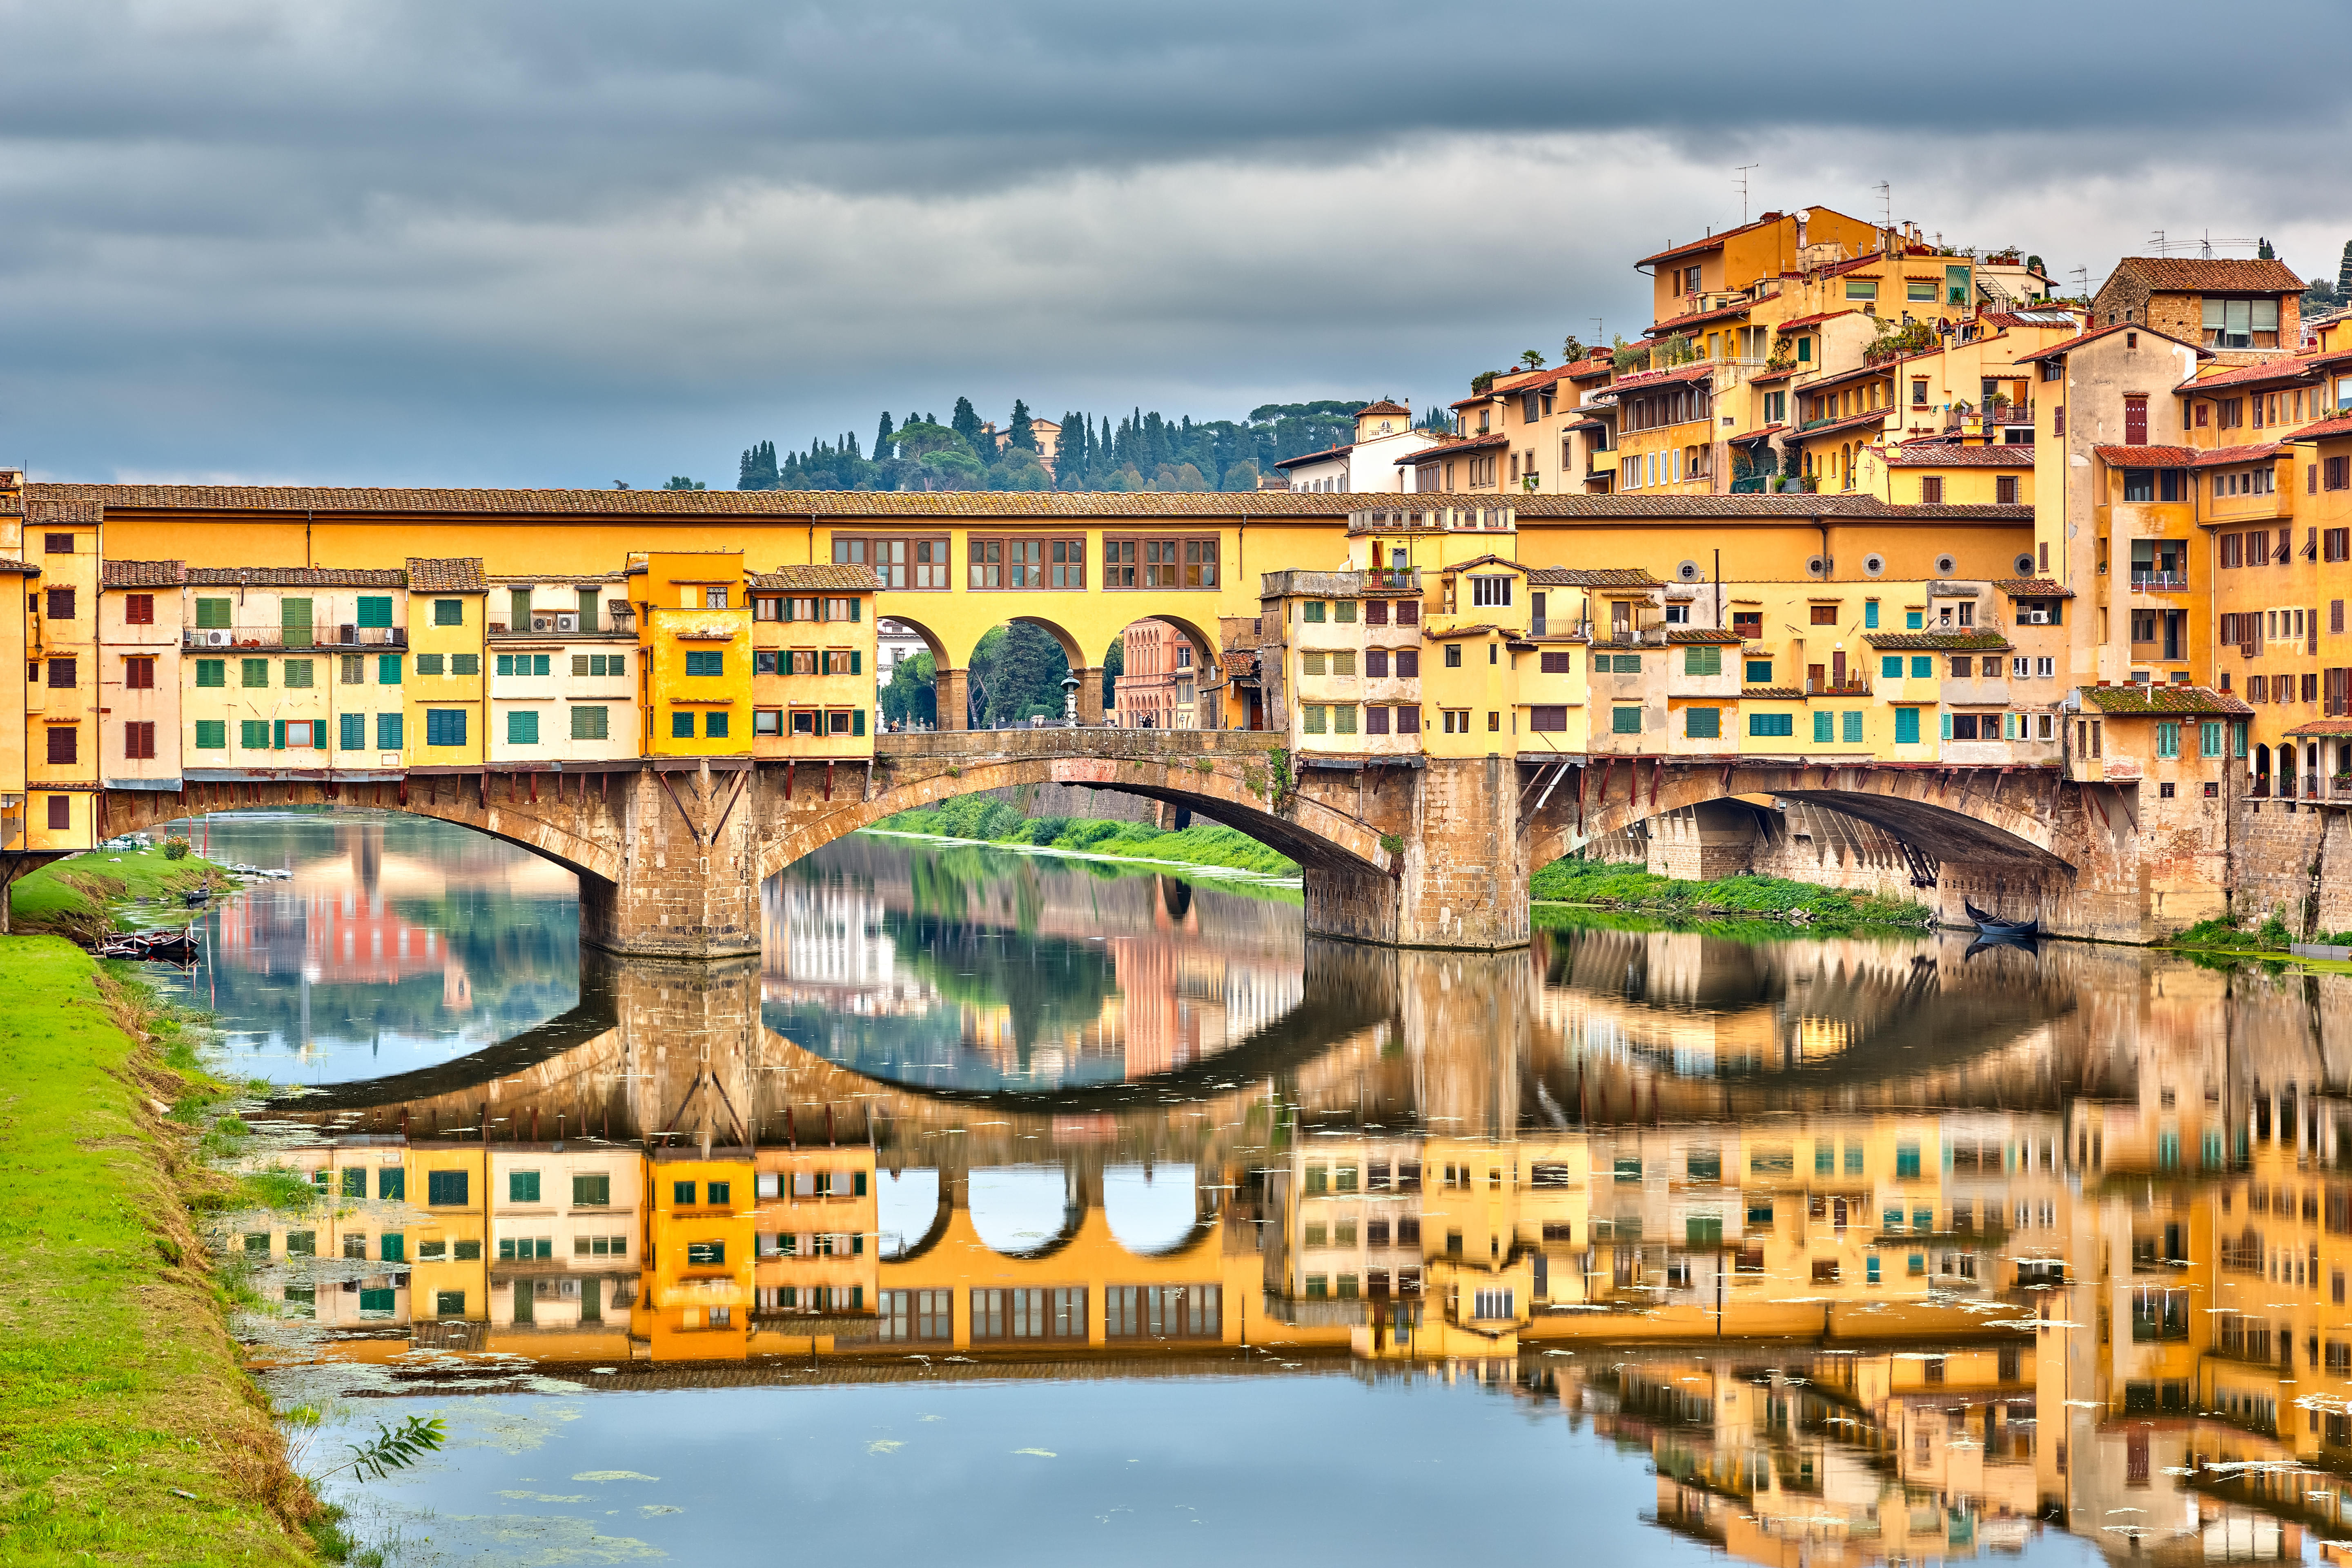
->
[1303, 756, 1530, 951]
[578, 767, 763, 960]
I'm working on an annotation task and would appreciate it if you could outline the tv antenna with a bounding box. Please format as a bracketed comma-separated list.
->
[1733, 164, 1760, 225]
[1591, 316, 1606, 347]
[1874, 181, 1892, 230]
[2149, 228, 2257, 257]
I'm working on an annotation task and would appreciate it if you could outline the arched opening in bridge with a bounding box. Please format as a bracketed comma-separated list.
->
[876, 1167, 942, 1258]
[967, 616, 1079, 730]
[1104, 1163, 1202, 1255]
[876, 614, 947, 733]
[968, 1165, 1081, 1255]
[1103, 616, 1219, 734]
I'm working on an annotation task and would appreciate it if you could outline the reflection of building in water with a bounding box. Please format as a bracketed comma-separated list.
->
[758, 877, 933, 1017]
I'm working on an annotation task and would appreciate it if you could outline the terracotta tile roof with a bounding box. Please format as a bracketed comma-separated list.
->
[1883, 443, 2034, 467]
[1599, 363, 1717, 395]
[1749, 365, 1801, 383]
[1664, 627, 1744, 644]
[1424, 622, 1515, 641]
[2105, 256, 2304, 294]
[1741, 686, 1809, 700]
[2077, 682, 2250, 716]
[101, 559, 187, 588]
[24, 498, 103, 524]
[2174, 354, 2321, 394]
[1515, 494, 2027, 521]
[187, 565, 409, 588]
[1564, 418, 1608, 434]
[406, 557, 486, 592]
[1644, 298, 1754, 337]
[1797, 362, 1898, 397]
[25, 482, 1442, 520]
[2192, 442, 2282, 468]
[0, 558, 41, 576]
[747, 564, 884, 591]
[1272, 442, 1355, 470]
[1490, 369, 1568, 394]
[1564, 358, 1616, 381]
[1791, 408, 1893, 441]
[2092, 444, 2197, 466]
[1356, 399, 1411, 417]
[2289, 412, 2352, 441]
[1399, 433, 1508, 464]
[2014, 320, 2212, 365]
[1436, 552, 1527, 576]
[1774, 310, 1859, 332]
[1526, 567, 1661, 588]
[2285, 718, 2352, 737]
[1994, 578, 2075, 598]
[1865, 630, 2011, 652]
[1730, 424, 1785, 443]
[1635, 213, 1784, 268]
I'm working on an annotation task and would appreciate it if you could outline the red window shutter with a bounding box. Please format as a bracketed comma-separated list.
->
[46, 726, 77, 765]
[125, 594, 154, 625]
[2123, 395, 2148, 445]
[47, 796, 70, 830]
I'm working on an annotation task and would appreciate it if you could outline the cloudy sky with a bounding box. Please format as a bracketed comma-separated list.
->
[7, 0, 2349, 487]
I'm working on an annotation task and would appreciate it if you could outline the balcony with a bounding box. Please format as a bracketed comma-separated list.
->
[183, 625, 405, 650]
[1805, 677, 1873, 697]
[490, 615, 635, 639]
[2129, 572, 2190, 594]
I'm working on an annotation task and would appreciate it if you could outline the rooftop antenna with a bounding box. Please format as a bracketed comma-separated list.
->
[1591, 316, 1605, 347]
[2069, 265, 2089, 299]
[1874, 180, 1892, 232]
[1734, 163, 1760, 225]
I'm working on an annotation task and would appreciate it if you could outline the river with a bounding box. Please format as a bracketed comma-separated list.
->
[170, 808, 2352, 1565]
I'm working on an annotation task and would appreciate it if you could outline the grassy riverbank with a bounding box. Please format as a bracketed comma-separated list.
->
[873, 795, 1299, 877]
[1529, 857, 1932, 929]
[9, 841, 232, 944]
[0, 938, 312, 1565]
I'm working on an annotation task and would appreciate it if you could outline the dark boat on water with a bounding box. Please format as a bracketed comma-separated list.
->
[98, 928, 201, 964]
[1963, 899, 2040, 940]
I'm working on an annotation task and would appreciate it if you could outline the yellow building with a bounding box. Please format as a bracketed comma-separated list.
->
[747, 564, 881, 757]
[25, 500, 100, 850]
[98, 561, 185, 793]
[403, 558, 489, 769]
[177, 566, 408, 777]
[636, 552, 752, 757]
[486, 571, 640, 766]
[642, 1151, 756, 1359]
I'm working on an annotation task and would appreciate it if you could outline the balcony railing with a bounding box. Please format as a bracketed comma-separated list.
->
[183, 626, 406, 650]
[489, 615, 634, 638]
[2129, 572, 2189, 592]
[1806, 678, 1873, 696]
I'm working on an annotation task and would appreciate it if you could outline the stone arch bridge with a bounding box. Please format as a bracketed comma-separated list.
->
[90, 737, 2146, 950]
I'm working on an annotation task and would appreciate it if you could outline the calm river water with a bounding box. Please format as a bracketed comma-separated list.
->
[175, 809, 2352, 1566]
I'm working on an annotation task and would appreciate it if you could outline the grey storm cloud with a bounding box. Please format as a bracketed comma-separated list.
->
[2, 0, 2348, 484]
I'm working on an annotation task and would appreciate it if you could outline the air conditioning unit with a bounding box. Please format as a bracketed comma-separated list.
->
[531, 615, 554, 632]
[338, 624, 356, 643]
[555, 612, 578, 632]
[204, 629, 232, 647]
[2025, 610, 2049, 624]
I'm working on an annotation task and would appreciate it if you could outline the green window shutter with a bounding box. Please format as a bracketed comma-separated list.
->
[1842, 710, 1863, 743]
[414, 653, 442, 675]
[851, 650, 862, 674]
[510, 1171, 540, 1203]
[852, 708, 865, 736]
[1895, 707, 1920, 744]
[531, 654, 549, 676]
[283, 659, 312, 688]
[495, 653, 513, 676]
[341, 1168, 365, 1199]
[1303, 602, 1325, 623]
[1881, 655, 1902, 679]
[273, 719, 287, 750]
[849, 599, 861, 621]
[1906, 610, 1923, 629]
[1864, 601, 1879, 628]
[339, 713, 363, 750]
[195, 597, 231, 628]
[2202, 722, 2223, 757]
[1612, 706, 1643, 734]
[281, 598, 312, 646]
[450, 653, 479, 675]
[193, 720, 225, 750]
[1940, 711, 1953, 741]
[378, 654, 402, 685]
[196, 659, 224, 688]
[571, 705, 607, 740]
[1334, 704, 1357, 735]
[241, 658, 269, 688]
[1744, 659, 1771, 683]
[672, 711, 694, 738]
[425, 709, 466, 746]
[433, 599, 463, 626]
[1685, 706, 1719, 739]
[507, 710, 539, 744]
[706, 711, 728, 738]
[356, 595, 392, 628]
[1909, 656, 1931, 678]
[378, 1168, 404, 1201]
[376, 713, 403, 750]
[1812, 711, 1833, 743]
[240, 719, 270, 749]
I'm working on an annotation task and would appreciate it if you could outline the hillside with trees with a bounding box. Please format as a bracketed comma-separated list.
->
[737, 398, 1401, 492]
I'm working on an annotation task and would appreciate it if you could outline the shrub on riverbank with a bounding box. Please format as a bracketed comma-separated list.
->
[873, 801, 1300, 877]
[0, 938, 312, 1563]
[1529, 856, 1931, 928]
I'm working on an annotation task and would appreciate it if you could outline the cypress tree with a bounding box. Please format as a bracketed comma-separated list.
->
[951, 397, 984, 454]
[1009, 399, 1037, 450]
[875, 411, 895, 458]
[2339, 240, 2352, 300]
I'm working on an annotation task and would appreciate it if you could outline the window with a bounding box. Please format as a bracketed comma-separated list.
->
[44, 588, 74, 620]
[192, 658, 225, 688]
[569, 705, 610, 742]
[240, 657, 269, 688]
[425, 709, 467, 747]
[414, 653, 444, 675]
[238, 719, 269, 750]
[1749, 712, 1793, 737]
[833, 535, 951, 589]
[43, 726, 77, 766]
[433, 599, 463, 626]
[2201, 721, 2223, 757]
[1469, 575, 1512, 607]
[1844, 279, 1878, 301]
[377, 653, 403, 685]
[494, 653, 552, 677]
[1103, 1285, 1220, 1339]
[706, 711, 729, 738]
[120, 721, 156, 760]
[283, 659, 312, 688]
[428, 1170, 469, 1206]
[1808, 604, 1838, 626]
[685, 650, 724, 677]
[506, 710, 539, 744]
[1895, 707, 1922, 744]
[2156, 722, 2179, 758]
[1920, 476, 1944, 504]
[1301, 704, 1326, 735]
[2327, 456, 2351, 491]
[508, 1170, 542, 1204]
[1444, 644, 1462, 668]
[1996, 475, 2019, 505]
[193, 719, 225, 751]
[1611, 706, 1642, 734]
[1686, 706, 1719, 739]
[376, 713, 403, 750]
[1683, 644, 1721, 676]
[686, 1241, 726, 1267]
[1744, 659, 1771, 683]
[1105, 536, 1218, 588]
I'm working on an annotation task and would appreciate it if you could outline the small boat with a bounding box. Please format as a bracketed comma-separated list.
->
[182, 886, 212, 905]
[98, 928, 201, 964]
[1963, 899, 2041, 940]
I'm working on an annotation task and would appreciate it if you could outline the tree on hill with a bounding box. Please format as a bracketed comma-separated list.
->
[737, 440, 778, 490]
[874, 411, 895, 459]
[951, 396, 985, 454]
[1007, 399, 1037, 450]
[664, 476, 705, 490]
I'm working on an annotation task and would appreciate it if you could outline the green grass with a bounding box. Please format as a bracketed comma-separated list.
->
[1529, 855, 1932, 929]
[0, 937, 312, 1564]
[9, 842, 231, 943]
[873, 796, 1300, 877]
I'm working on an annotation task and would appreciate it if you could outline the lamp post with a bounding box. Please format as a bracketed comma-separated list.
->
[1062, 671, 1080, 727]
